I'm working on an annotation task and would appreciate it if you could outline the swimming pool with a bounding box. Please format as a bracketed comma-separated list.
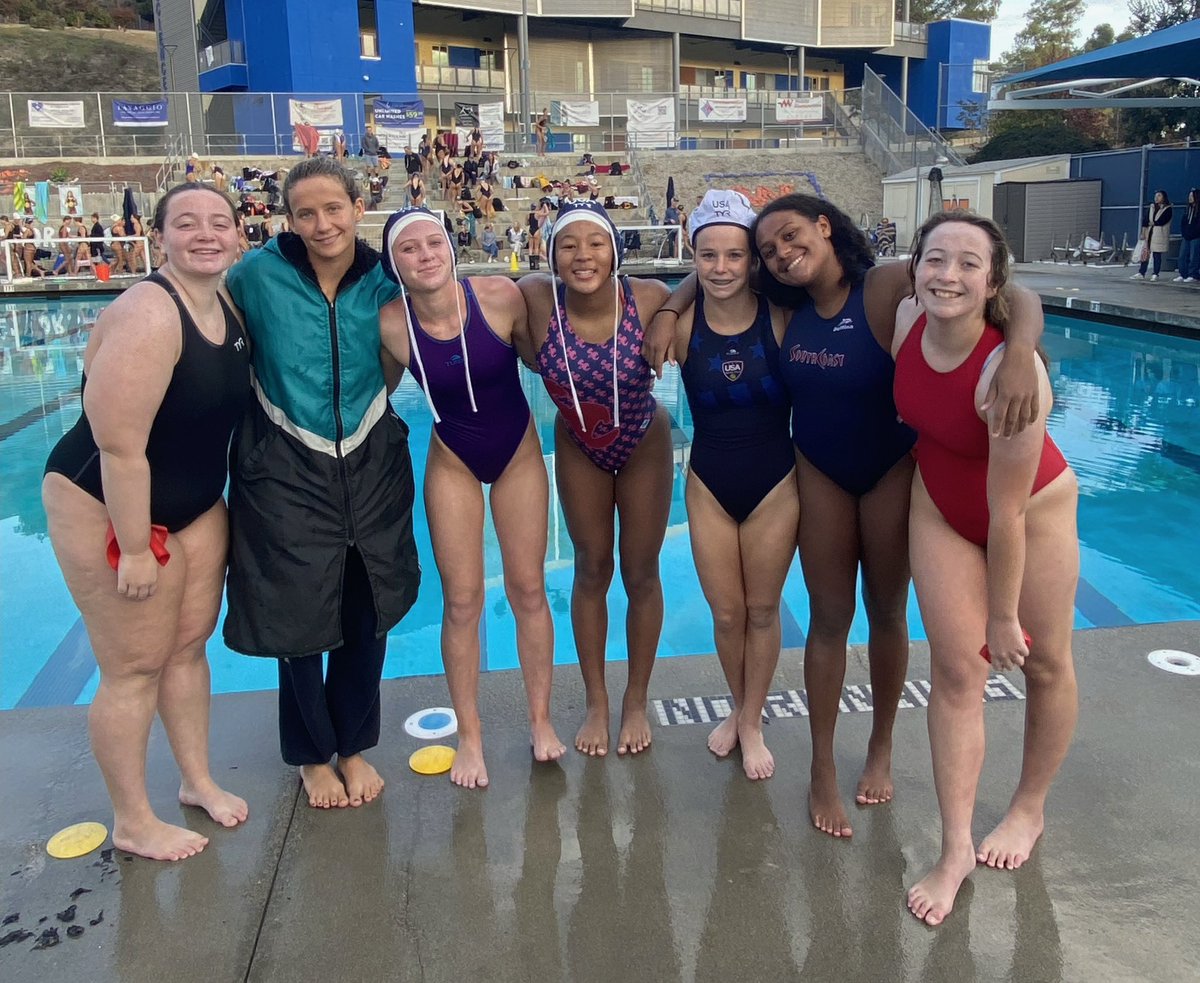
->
[3, 295, 1199, 709]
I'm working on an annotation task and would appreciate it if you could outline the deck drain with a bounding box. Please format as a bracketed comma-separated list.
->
[403, 707, 458, 739]
[1147, 650, 1200, 676]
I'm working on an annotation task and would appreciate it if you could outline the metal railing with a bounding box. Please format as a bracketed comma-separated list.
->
[417, 66, 506, 90]
[2, 236, 153, 286]
[893, 20, 928, 43]
[635, 0, 742, 20]
[858, 67, 965, 176]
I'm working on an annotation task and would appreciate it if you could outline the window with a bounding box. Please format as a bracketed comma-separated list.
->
[358, 0, 379, 58]
[479, 49, 501, 71]
[430, 45, 449, 68]
[641, 66, 655, 90]
[972, 59, 989, 94]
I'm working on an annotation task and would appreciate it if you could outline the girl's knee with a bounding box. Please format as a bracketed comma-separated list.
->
[619, 560, 661, 597]
[710, 602, 747, 637]
[443, 588, 484, 627]
[745, 600, 781, 633]
[574, 552, 615, 594]
[505, 576, 548, 618]
[807, 596, 855, 640]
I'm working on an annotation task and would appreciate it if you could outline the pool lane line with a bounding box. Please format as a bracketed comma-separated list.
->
[0, 385, 79, 443]
[16, 616, 96, 709]
[1074, 576, 1135, 628]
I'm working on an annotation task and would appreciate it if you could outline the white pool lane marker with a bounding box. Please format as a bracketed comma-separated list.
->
[1147, 649, 1200, 676]
[404, 707, 458, 739]
[652, 675, 1025, 727]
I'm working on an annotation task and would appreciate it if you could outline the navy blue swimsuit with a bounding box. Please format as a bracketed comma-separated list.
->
[680, 293, 793, 523]
[779, 282, 915, 496]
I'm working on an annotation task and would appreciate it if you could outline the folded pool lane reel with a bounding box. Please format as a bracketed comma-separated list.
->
[404, 707, 458, 775]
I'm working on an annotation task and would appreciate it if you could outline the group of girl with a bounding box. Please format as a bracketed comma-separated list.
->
[43, 159, 1078, 929]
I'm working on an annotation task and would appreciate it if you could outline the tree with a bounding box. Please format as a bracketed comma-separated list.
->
[1120, 0, 1200, 144]
[1081, 24, 1116, 52]
[897, 0, 1000, 21]
[1127, 0, 1200, 34]
[1001, 0, 1086, 71]
[969, 118, 1109, 161]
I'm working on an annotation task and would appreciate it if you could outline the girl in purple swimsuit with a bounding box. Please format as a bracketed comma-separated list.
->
[519, 200, 673, 758]
[379, 206, 565, 789]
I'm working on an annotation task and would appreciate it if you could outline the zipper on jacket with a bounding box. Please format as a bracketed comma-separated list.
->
[327, 297, 358, 547]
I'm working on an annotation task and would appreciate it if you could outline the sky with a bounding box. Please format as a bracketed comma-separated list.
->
[989, 0, 1132, 60]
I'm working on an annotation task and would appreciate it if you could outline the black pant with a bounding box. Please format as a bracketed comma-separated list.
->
[277, 548, 387, 765]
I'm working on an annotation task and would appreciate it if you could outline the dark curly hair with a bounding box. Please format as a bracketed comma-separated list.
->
[751, 193, 875, 309]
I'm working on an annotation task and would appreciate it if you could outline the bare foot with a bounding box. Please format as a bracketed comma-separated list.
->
[338, 754, 385, 807]
[810, 768, 852, 838]
[977, 807, 1044, 870]
[738, 722, 775, 780]
[575, 704, 610, 757]
[855, 744, 894, 806]
[299, 763, 350, 809]
[531, 720, 567, 763]
[616, 702, 652, 756]
[179, 779, 249, 827]
[113, 815, 208, 862]
[907, 844, 977, 926]
[451, 736, 489, 789]
[707, 715, 739, 757]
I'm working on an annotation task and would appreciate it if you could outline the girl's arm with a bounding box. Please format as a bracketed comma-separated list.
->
[642, 271, 697, 376]
[378, 301, 409, 393]
[84, 286, 181, 600]
[984, 283, 1044, 438]
[979, 353, 1054, 671]
[517, 272, 556, 369]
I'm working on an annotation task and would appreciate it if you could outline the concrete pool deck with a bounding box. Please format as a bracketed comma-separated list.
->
[2, 621, 1198, 983]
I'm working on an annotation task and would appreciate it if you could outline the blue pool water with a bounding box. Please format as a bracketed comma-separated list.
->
[2, 295, 1199, 710]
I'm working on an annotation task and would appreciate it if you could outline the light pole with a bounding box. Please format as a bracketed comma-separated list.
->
[783, 45, 796, 92]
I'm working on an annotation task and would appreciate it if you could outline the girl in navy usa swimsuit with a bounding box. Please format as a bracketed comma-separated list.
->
[673, 190, 799, 780]
[380, 206, 565, 789]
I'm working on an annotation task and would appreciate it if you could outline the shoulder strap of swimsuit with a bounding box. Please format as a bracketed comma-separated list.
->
[144, 271, 191, 353]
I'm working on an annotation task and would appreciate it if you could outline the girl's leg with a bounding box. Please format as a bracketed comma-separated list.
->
[554, 419, 617, 755]
[733, 471, 800, 780]
[855, 454, 914, 805]
[686, 473, 748, 758]
[905, 475, 990, 926]
[1152, 250, 1163, 276]
[325, 547, 388, 805]
[613, 408, 673, 755]
[794, 454, 861, 837]
[489, 426, 565, 763]
[278, 654, 349, 808]
[977, 473, 1080, 869]
[425, 439, 489, 788]
[155, 500, 248, 826]
[42, 475, 207, 861]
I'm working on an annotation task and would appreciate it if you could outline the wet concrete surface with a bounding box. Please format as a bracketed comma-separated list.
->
[1013, 262, 1200, 332]
[2, 622, 1198, 982]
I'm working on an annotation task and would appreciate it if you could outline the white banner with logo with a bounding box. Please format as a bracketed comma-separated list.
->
[553, 100, 600, 128]
[698, 97, 747, 123]
[775, 94, 824, 123]
[288, 98, 344, 127]
[626, 97, 676, 149]
[28, 100, 85, 128]
[456, 101, 505, 153]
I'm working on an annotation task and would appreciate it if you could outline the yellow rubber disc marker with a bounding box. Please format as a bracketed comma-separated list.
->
[46, 822, 108, 860]
[409, 745, 455, 776]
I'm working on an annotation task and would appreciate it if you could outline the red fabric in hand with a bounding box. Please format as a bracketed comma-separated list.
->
[105, 521, 171, 572]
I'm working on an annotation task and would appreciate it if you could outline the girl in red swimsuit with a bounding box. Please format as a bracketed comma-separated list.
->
[892, 212, 1079, 928]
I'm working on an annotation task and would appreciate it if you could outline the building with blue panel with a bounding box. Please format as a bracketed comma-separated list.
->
[907, 19, 991, 130]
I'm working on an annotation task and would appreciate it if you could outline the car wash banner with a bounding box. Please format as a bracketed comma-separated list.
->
[552, 100, 600, 128]
[28, 100, 85, 128]
[374, 98, 424, 151]
[288, 98, 344, 127]
[698, 97, 747, 123]
[775, 94, 824, 123]
[626, 98, 676, 148]
[113, 99, 169, 127]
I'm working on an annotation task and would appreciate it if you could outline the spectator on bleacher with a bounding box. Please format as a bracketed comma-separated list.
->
[463, 151, 479, 189]
[534, 108, 549, 157]
[185, 153, 200, 183]
[406, 171, 426, 209]
[480, 223, 499, 263]
[333, 128, 347, 160]
[469, 126, 484, 158]
[128, 214, 148, 273]
[109, 215, 129, 274]
[418, 133, 433, 176]
[368, 172, 385, 210]
[448, 161, 466, 202]
[404, 146, 421, 177]
[437, 149, 453, 198]
[212, 165, 227, 192]
[663, 198, 681, 255]
[507, 219, 525, 264]
[73, 216, 92, 269]
[57, 216, 77, 275]
[456, 219, 473, 260]
[20, 218, 46, 278]
[361, 125, 381, 170]
[260, 215, 275, 244]
[477, 176, 497, 222]
[527, 203, 542, 270]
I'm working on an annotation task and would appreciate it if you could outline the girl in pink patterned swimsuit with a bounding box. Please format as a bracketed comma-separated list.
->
[520, 200, 673, 758]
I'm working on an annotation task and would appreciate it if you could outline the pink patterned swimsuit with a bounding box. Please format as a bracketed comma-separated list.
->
[536, 277, 656, 473]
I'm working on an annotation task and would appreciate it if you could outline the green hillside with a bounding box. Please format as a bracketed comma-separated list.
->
[0, 24, 160, 93]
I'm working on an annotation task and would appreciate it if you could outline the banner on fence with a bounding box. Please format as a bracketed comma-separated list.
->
[373, 99, 424, 129]
[288, 98, 343, 127]
[454, 102, 479, 128]
[698, 98, 747, 123]
[58, 185, 84, 216]
[775, 95, 824, 123]
[113, 99, 169, 127]
[626, 98, 675, 148]
[28, 100, 85, 128]
[552, 100, 600, 128]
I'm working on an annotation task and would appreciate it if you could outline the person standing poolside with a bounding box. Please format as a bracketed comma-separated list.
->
[894, 212, 1078, 926]
[1175, 188, 1199, 282]
[672, 191, 798, 780]
[519, 200, 673, 757]
[42, 184, 251, 860]
[645, 192, 1044, 837]
[223, 158, 421, 810]
[1131, 190, 1173, 280]
[377, 206, 565, 788]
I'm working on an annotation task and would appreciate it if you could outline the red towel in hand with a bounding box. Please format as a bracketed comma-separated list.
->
[105, 521, 171, 572]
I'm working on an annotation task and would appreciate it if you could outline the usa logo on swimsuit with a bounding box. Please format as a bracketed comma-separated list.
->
[722, 358, 744, 382]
